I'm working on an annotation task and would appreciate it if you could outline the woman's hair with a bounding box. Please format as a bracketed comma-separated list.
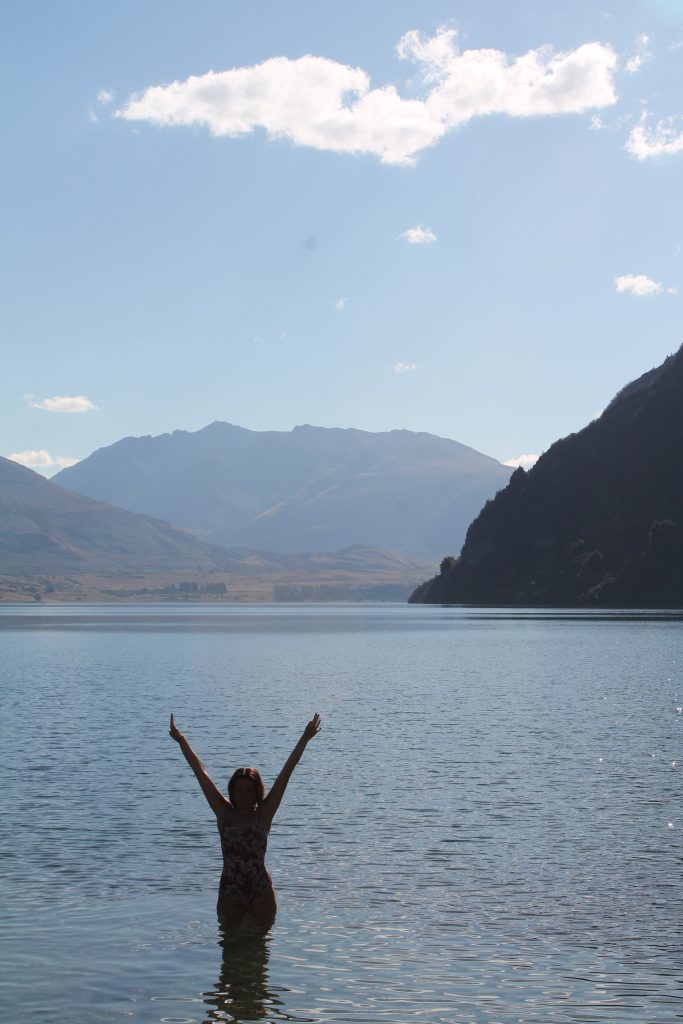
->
[228, 766, 265, 806]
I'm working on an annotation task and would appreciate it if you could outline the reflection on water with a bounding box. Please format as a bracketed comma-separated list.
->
[203, 918, 281, 1024]
[1, 604, 681, 1023]
[2, 603, 683, 634]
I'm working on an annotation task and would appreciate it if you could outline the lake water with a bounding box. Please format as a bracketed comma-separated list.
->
[1, 603, 681, 1024]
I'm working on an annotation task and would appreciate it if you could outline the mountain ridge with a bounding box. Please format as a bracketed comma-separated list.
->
[53, 422, 512, 559]
[411, 345, 683, 607]
[0, 455, 432, 601]
[0, 454, 249, 575]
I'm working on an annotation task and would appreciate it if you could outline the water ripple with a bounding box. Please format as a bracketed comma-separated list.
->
[1, 605, 682, 1023]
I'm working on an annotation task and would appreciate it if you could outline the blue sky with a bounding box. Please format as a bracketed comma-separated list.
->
[3, 0, 682, 476]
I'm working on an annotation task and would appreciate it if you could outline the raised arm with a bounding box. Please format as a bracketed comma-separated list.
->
[169, 714, 229, 820]
[260, 713, 321, 825]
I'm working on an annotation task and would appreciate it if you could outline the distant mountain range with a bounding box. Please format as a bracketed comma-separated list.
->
[0, 455, 432, 600]
[53, 423, 512, 560]
[411, 346, 683, 607]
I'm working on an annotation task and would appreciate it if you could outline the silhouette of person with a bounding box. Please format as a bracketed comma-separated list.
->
[169, 713, 321, 923]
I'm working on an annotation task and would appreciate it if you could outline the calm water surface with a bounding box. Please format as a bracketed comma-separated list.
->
[1, 603, 681, 1023]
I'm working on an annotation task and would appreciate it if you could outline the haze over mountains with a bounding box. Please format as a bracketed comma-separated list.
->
[54, 423, 512, 560]
[0, 454, 237, 575]
[412, 345, 683, 607]
[7, 348, 681, 608]
[0, 455, 432, 600]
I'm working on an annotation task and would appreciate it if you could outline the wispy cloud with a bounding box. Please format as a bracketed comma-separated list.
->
[8, 450, 78, 472]
[393, 362, 417, 374]
[626, 111, 683, 159]
[624, 33, 651, 74]
[614, 274, 663, 296]
[335, 297, 348, 310]
[624, 56, 644, 74]
[28, 394, 99, 413]
[399, 225, 437, 245]
[89, 89, 115, 124]
[115, 28, 618, 166]
[503, 453, 539, 469]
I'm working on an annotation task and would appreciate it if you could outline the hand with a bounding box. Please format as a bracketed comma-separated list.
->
[303, 712, 321, 742]
[169, 713, 183, 743]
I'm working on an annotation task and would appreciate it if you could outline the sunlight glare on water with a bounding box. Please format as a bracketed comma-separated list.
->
[1, 603, 681, 1023]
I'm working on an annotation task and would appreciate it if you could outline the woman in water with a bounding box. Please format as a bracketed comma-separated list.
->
[169, 712, 321, 923]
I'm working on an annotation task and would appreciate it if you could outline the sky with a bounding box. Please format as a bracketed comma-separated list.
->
[2, 0, 683, 477]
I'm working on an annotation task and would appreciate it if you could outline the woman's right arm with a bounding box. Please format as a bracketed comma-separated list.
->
[169, 714, 229, 820]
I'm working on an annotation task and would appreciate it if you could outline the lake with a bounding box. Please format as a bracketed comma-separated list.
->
[1, 603, 681, 1024]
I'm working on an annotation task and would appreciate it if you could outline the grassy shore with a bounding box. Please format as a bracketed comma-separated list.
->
[0, 564, 431, 604]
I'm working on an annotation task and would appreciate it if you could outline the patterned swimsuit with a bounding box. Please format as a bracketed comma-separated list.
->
[218, 812, 272, 911]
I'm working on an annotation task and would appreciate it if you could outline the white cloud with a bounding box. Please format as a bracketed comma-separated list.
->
[624, 34, 651, 74]
[115, 29, 618, 166]
[589, 113, 605, 130]
[29, 394, 98, 413]
[9, 449, 53, 468]
[503, 453, 539, 469]
[614, 274, 663, 296]
[335, 297, 348, 310]
[393, 362, 417, 374]
[626, 111, 683, 159]
[667, 286, 679, 295]
[89, 90, 114, 124]
[399, 224, 437, 245]
[8, 450, 78, 471]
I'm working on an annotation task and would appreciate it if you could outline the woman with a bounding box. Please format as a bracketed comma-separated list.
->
[169, 712, 321, 922]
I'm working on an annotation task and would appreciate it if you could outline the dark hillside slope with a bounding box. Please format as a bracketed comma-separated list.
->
[411, 347, 683, 606]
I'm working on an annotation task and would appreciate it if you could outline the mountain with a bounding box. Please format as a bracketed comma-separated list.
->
[52, 423, 512, 560]
[0, 456, 431, 600]
[411, 347, 683, 607]
[0, 455, 246, 575]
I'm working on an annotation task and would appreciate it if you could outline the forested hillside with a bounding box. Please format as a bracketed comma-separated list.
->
[411, 347, 683, 607]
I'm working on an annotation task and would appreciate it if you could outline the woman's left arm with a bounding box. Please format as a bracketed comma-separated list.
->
[260, 713, 321, 824]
